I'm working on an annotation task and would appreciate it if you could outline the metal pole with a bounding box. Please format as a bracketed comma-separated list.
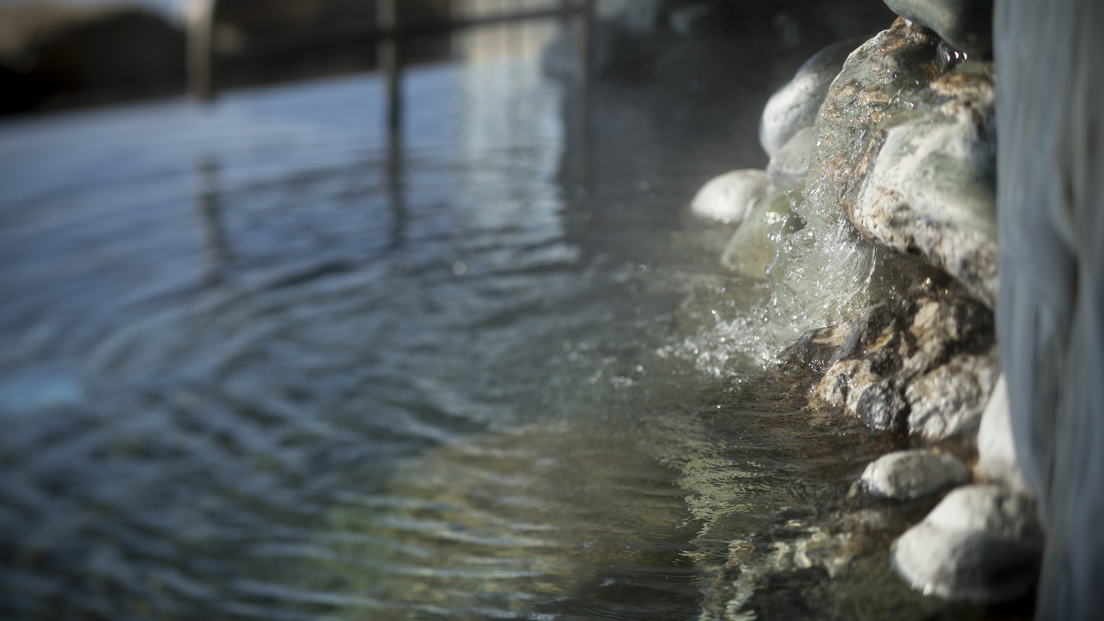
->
[377, 0, 405, 247]
[576, 0, 593, 86]
[377, 0, 402, 139]
[570, 0, 594, 198]
[187, 0, 217, 101]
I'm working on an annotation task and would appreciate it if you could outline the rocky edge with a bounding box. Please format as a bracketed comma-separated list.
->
[690, 4, 1041, 615]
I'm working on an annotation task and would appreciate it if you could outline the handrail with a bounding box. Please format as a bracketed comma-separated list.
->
[186, 0, 217, 101]
[186, 0, 593, 101]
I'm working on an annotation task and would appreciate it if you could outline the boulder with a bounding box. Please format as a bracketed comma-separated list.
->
[882, 0, 993, 57]
[893, 484, 1043, 602]
[805, 18, 999, 311]
[905, 349, 999, 440]
[860, 449, 971, 500]
[815, 295, 998, 438]
[759, 39, 860, 157]
[853, 62, 997, 306]
[778, 323, 851, 375]
[803, 18, 941, 238]
[689, 169, 770, 224]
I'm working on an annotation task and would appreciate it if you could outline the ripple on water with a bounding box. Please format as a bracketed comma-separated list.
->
[0, 25, 978, 621]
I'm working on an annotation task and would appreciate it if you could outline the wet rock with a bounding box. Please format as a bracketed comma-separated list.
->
[804, 18, 942, 230]
[975, 375, 1030, 492]
[759, 39, 860, 157]
[860, 449, 970, 500]
[815, 295, 997, 437]
[757, 18, 957, 328]
[719, 186, 802, 279]
[893, 484, 1043, 602]
[704, 507, 876, 620]
[779, 323, 851, 375]
[767, 126, 817, 188]
[905, 349, 998, 440]
[854, 62, 997, 306]
[882, 0, 993, 57]
[689, 169, 770, 224]
[803, 19, 1000, 308]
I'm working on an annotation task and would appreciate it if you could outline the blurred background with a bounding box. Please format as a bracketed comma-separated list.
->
[0, 2, 923, 620]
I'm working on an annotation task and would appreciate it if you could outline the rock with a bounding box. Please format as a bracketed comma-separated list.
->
[759, 18, 962, 329]
[860, 449, 971, 500]
[975, 375, 1030, 492]
[759, 39, 860, 157]
[805, 21, 999, 319]
[778, 323, 851, 375]
[853, 61, 997, 306]
[905, 350, 999, 440]
[701, 506, 879, 620]
[719, 186, 802, 279]
[815, 295, 996, 437]
[803, 18, 942, 236]
[689, 169, 770, 224]
[766, 126, 817, 188]
[893, 484, 1043, 602]
[882, 0, 993, 57]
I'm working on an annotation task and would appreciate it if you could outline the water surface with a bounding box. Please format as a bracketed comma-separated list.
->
[0, 24, 936, 621]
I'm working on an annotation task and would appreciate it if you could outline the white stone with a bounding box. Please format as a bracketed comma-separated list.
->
[759, 39, 857, 157]
[860, 449, 971, 500]
[893, 484, 1043, 602]
[689, 169, 770, 224]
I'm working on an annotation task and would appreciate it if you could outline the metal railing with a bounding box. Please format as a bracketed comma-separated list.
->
[187, 0, 594, 133]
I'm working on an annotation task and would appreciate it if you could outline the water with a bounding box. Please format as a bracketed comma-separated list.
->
[0, 22, 997, 621]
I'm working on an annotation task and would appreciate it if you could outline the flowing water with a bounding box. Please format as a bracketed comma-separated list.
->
[0, 21, 997, 621]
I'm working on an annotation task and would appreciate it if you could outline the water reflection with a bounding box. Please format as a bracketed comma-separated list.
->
[197, 156, 231, 283]
[384, 131, 408, 250]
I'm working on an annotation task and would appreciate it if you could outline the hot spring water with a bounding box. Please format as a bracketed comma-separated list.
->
[0, 31, 1000, 621]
